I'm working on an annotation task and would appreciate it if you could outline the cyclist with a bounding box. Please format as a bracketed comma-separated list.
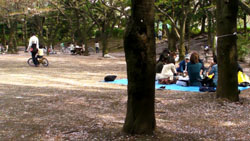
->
[27, 33, 39, 67]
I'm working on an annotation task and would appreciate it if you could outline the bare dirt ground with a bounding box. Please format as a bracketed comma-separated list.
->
[0, 41, 249, 140]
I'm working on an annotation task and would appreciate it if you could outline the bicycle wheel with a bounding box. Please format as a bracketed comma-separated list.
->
[27, 58, 35, 66]
[41, 58, 49, 67]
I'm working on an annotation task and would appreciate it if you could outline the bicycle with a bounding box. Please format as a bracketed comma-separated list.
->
[27, 56, 49, 67]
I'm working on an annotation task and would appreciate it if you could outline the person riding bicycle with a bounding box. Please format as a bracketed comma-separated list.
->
[27, 33, 39, 67]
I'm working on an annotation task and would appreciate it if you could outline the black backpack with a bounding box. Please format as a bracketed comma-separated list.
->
[104, 75, 117, 81]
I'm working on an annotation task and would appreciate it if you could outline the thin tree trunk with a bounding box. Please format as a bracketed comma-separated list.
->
[2, 26, 6, 48]
[208, 14, 213, 55]
[24, 15, 28, 52]
[179, 0, 189, 60]
[179, 17, 187, 60]
[101, 28, 109, 56]
[8, 20, 17, 53]
[243, 13, 247, 38]
[200, 16, 206, 34]
[123, 0, 156, 134]
[216, 0, 239, 102]
[168, 29, 177, 52]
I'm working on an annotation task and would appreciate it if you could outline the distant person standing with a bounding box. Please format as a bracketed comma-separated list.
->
[60, 42, 65, 52]
[5, 43, 8, 53]
[158, 30, 162, 40]
[27, 33, 39, 67]
[95, 41, 100, 53]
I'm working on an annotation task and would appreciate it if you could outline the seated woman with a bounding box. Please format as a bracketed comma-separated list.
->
[156, 53, 167, 73]
[156, 56, 177, 82]
[187, 52, 202, 86]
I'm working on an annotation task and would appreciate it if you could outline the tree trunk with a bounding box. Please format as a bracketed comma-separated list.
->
[168, 29, 177, 52]
[243, 13, 247, 38]
[8, 20, 17, 53]
[123, 0, 156, 134]
[2, 26, 6, 48]
[185, 15, 191, 54]
[207, 14, 214, 56]
[200, 15, 206, 34]
[179, 0, 188, 61]
[24, 15, 28, 51]
[179, 17, 187, 61]
[216, 0, 239, 102]
[101, 31, 108, 56]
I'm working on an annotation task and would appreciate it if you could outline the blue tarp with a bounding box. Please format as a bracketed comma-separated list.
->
[104, 79, 250, 92]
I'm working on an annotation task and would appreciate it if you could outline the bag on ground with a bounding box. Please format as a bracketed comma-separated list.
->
[104, 75, 117, 81]
[238, 71, 250, 84]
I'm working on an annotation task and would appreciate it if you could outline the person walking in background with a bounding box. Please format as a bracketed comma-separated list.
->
[60, 42, 65, 53]
[95, 41, 100, 53]
[158, 30, 162, 40]
[27, 33, 39, 67]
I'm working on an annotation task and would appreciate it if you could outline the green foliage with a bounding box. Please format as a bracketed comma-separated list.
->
[112, 28, 124, 38]
[95, 31, 101, 38]
[237, 35, 250, 61]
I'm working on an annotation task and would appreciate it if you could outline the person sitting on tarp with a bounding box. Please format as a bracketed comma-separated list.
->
[156, 56, 177, 84]
[176, 54, 190, 73]
[187, 52, 203, 86]
[208, 56, 218, 86]
[156, 53, 168, 73]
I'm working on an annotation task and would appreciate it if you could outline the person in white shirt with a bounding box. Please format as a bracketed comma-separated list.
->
[156, 56, 177, 81]
[158, 30, 162, 40]
[70, 43, 76, 54]
[95, 41, 100, 53]
[27, 33, 39, 67]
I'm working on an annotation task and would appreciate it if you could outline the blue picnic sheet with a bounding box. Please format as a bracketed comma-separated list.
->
[104, 79, 250, 92]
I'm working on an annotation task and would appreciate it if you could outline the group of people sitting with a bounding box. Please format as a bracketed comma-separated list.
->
[156, 48, 218, 87]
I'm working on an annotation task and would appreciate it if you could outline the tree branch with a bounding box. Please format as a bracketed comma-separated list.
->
[155, 5, 180, 39]
[238, 0, 250, 15]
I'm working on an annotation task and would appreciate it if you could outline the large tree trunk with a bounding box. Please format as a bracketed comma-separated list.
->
[216, 0, 239, 102]
[123, 0, 156, 134]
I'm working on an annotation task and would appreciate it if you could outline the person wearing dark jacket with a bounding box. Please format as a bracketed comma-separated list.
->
[176, 55, 190, 73]
[156, 54, 167, 73]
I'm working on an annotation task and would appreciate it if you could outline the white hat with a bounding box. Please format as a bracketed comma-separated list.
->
[185, 55, 190, 59]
